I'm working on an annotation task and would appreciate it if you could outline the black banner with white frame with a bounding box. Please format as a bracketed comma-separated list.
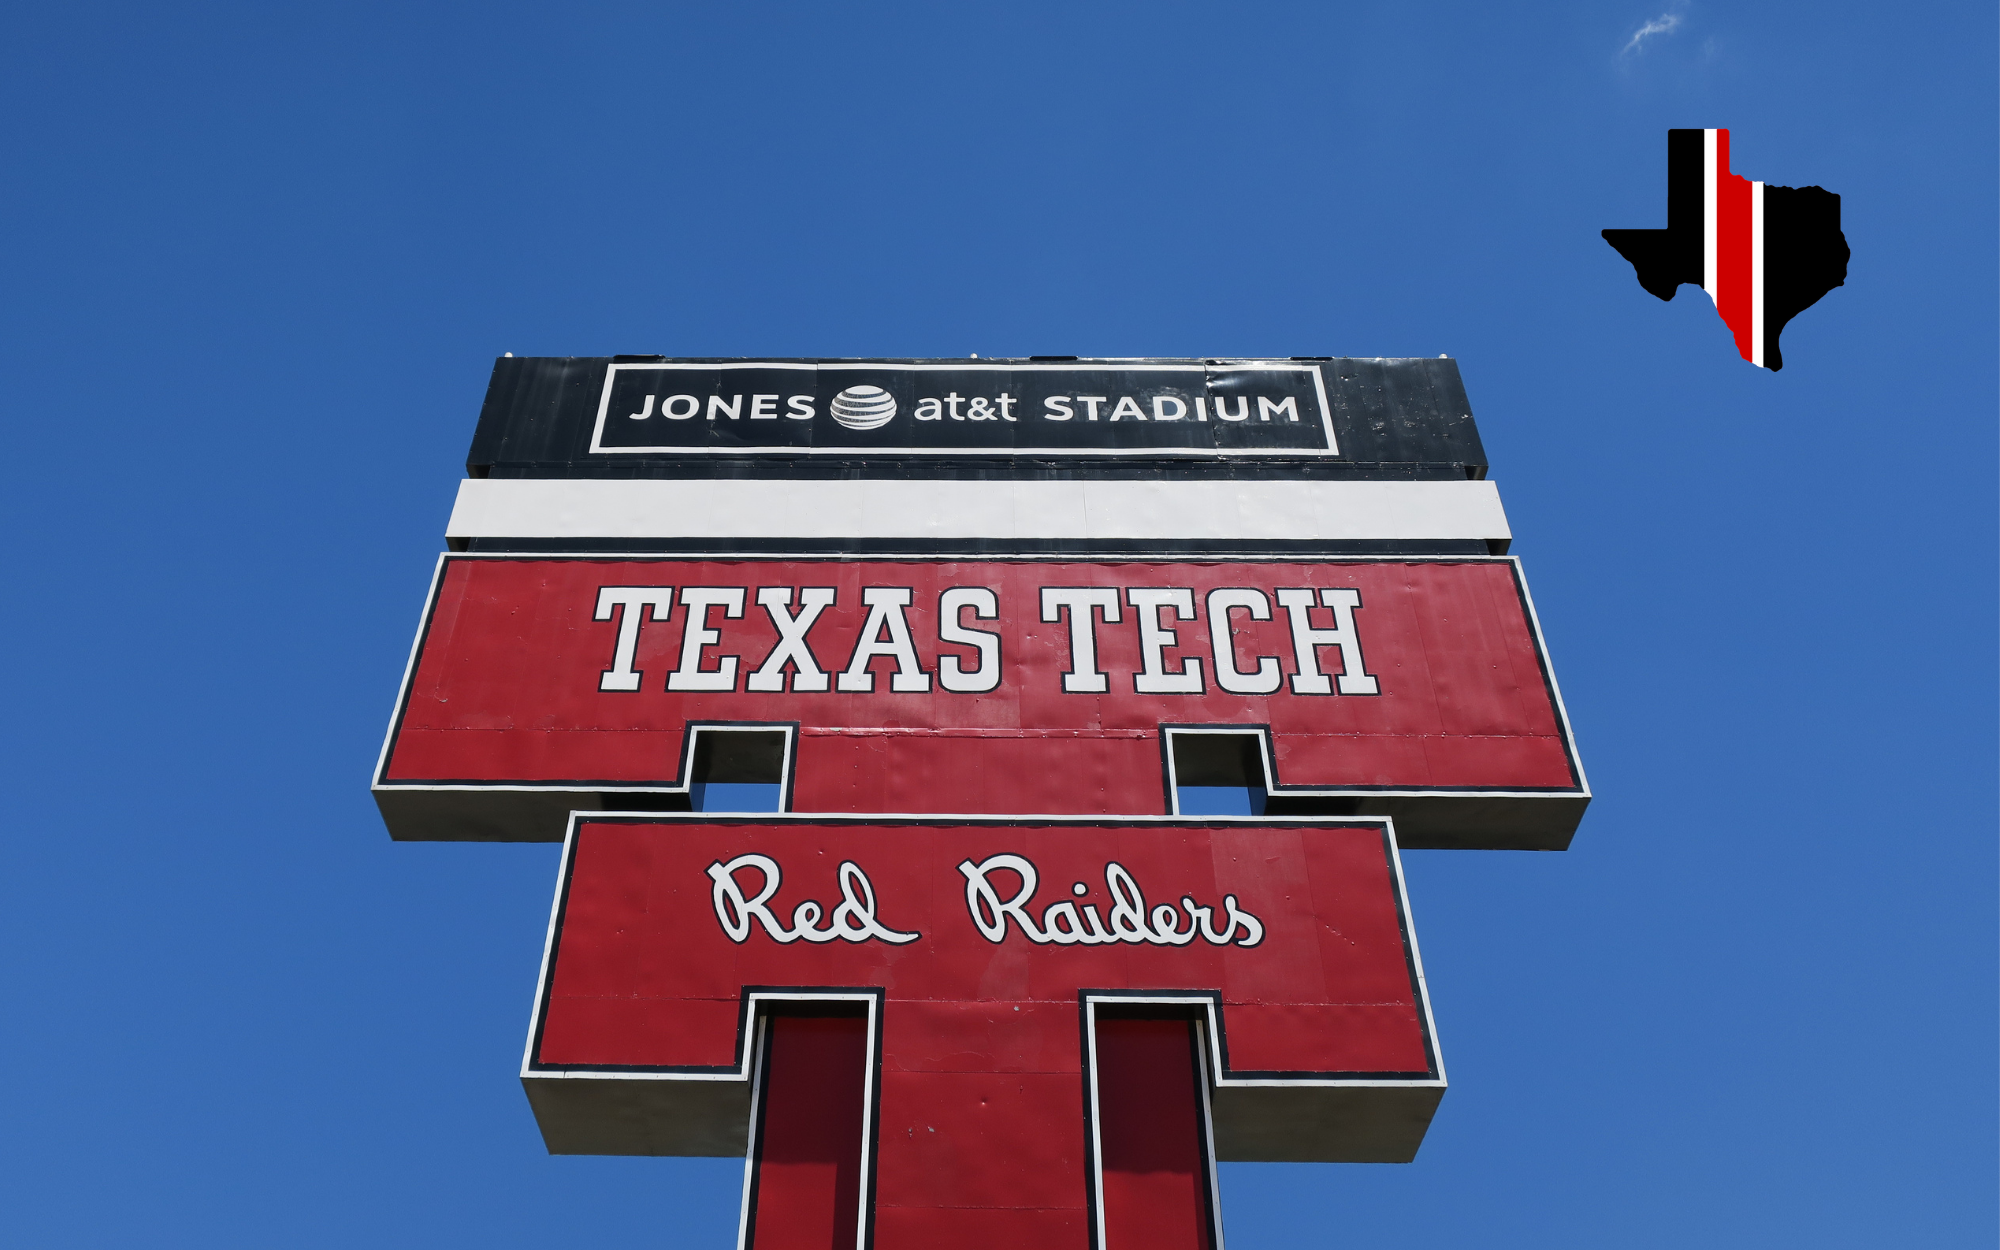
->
[467, 356, 1489, 478]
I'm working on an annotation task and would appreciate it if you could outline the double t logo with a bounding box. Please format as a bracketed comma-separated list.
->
[376, 554, 1587, 1250]
[524, 815, 1439, 1250]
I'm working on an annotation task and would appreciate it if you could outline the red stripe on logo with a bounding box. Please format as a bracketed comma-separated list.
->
[1713, 130, 1757, 362]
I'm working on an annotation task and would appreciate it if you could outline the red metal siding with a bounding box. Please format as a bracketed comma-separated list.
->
[386, 557, 1576, 805]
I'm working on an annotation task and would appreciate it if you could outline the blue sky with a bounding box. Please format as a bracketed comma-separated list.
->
[1, 2, 1993, 1246]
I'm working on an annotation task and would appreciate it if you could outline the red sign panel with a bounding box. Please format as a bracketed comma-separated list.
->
[522, 814, 1440, 1248]
[375, 555, 1585, 848]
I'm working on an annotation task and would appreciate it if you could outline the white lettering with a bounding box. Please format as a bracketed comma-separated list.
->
[1077, 395, 1107, 421]
[915, 397, 943, 421]
[937, 587, 1001, 694]
[749, 394, 779, 419]
[957, 856, 1263, 948]
[627, 394, 655, 420]
[1257, 396, 1299, 422]
[1212, 396, 1249, 421]
[1108, 396, 1146, 421]
[837, 588, 931, 692]
[1040, 587, 1122, 693]
[1106, 863, 1153, 940]
[707, 394, 742, 421]
[667, 587, 745, 691]
[1043, 396, 1074, 421]
[1275, 587, 1380, 695]
[1151, 395, 1187, 421]
[593, 587, 675, 692]
[1206, 588, 1283, 695]
[1180, 894, 1265, 946]
[958, 854, 1042, 942]
[707, 854, 920, 945]
[1126, 588, 1202, 694]
[1040, 900, 1094, 944]
[1149, 901, 1197, 946]
[707, 853, 788, 942]
[746, 587, 835, 692]
[663, 394, 700, 419]
[823, 861, 920, 943]
[785, 394, 815, 420]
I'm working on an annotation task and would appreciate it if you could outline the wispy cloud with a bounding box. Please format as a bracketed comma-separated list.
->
[1622, 9, 1683, 55]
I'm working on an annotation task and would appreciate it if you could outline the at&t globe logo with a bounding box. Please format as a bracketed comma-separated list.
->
[829, 385, 896, 431]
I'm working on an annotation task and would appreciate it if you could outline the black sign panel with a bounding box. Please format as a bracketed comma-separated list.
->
[466, 357, 1488, 481]
[590, 361, 1336, 457]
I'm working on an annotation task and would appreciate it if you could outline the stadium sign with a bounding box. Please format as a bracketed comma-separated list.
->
[592, 360, 1338, 456]
[467, 355, 1487, 474]
[375, 355, 1586, 1250]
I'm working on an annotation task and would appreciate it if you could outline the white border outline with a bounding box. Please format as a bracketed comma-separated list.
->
[372, 567, 801, 799]
[371, 551, 452, 793]
[733, 996, 881, 1250]
[1082, 1000, 1229, 1250]
[522, 811, 1447, 1231]
[524, 810, 1445, 1090]
[524, 821, 882, 1250]
[587, 361, 1340, 459]
[373, 552, 1588, 814]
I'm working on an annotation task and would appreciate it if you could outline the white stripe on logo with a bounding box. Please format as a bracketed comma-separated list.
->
[1750, 180, 1766, 368]
[1703, 128, 1719, 303]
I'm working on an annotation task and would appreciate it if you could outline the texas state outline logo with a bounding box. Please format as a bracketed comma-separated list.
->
[1604, 128, 1850, 370]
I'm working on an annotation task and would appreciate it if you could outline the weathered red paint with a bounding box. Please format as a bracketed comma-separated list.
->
[383, 556, 1578, 808]
[529, 816, 1432, 1250]
[750, 1014, 869, 1250]
[1096, 1017, 1216, 1250]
